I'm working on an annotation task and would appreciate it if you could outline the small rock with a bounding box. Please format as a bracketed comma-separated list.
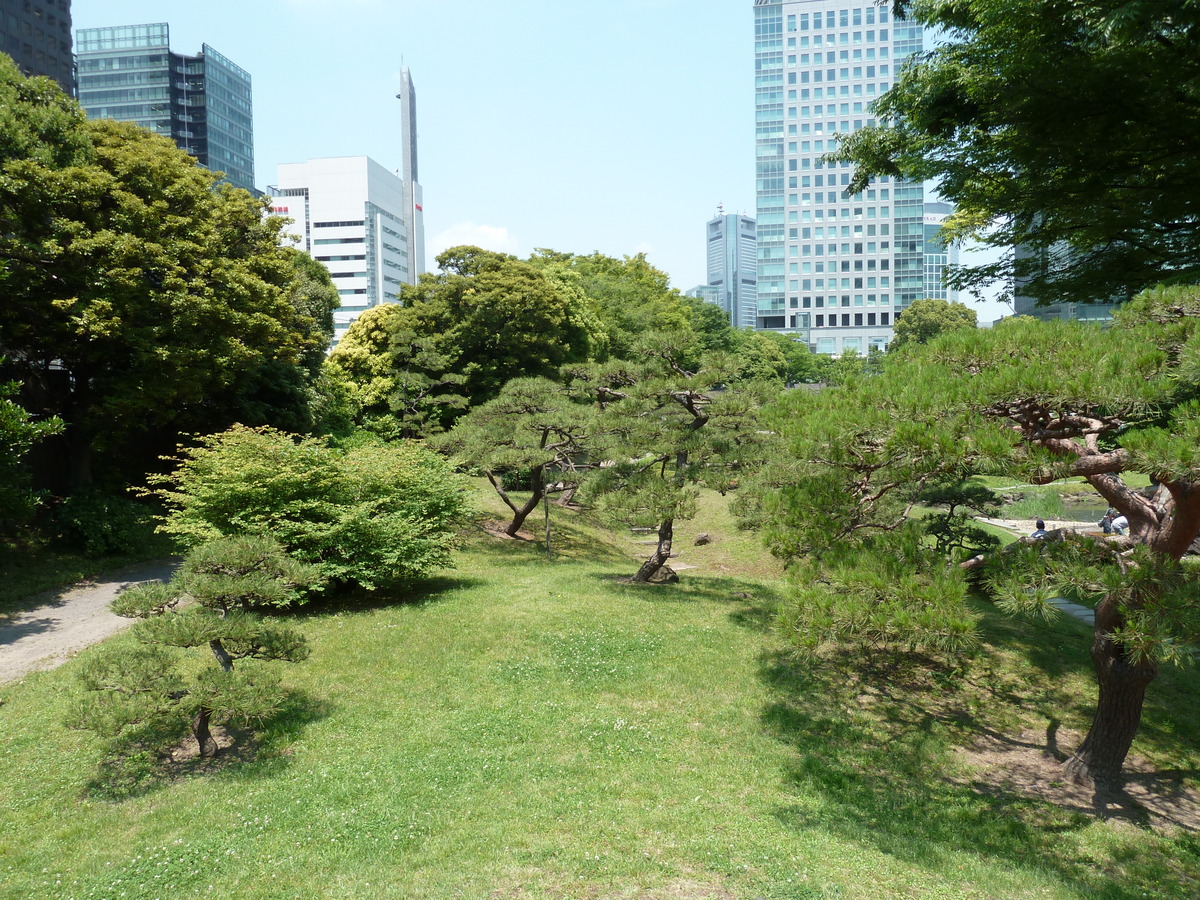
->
[693, 533, 712, 546]
[647, 565, 680, 584]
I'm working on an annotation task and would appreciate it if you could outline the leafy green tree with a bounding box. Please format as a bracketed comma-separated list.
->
[573, 335, 772, 582]
[0, 58, 315, 488]
[330, 247, 599, 436]
[434, 377, 593, 536]
[78, 535, 316, 758]
[837, 0, 1200, 304]
[760, 285, 1200, 785]
[889, 298, 977, 351]
[0, 376, 61, 532]
[528, 250, 695, 361]
[148, 425, 469, 591]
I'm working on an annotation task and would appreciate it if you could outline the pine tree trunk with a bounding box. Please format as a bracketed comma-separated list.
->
[632, 518, 674, 583]
[505, 467, 545, 536]
[192, 706, 219, 758]
[1064, 612, 1157, 788]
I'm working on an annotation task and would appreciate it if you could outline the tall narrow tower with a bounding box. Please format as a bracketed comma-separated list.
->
[397, 67, 424, 282]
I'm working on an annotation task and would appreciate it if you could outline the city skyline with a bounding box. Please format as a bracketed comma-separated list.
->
[66, 0, 1009, 323]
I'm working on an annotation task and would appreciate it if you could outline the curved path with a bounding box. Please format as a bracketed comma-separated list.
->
[0, 558, 179, 684]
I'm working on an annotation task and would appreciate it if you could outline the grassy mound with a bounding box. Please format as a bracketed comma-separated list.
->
[1, 488, 1197, 899]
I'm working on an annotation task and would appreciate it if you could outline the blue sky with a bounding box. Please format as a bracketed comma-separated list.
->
[71, 0, 1009, 322]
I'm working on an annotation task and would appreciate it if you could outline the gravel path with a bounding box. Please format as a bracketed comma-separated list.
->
[0, 558, 180, 684]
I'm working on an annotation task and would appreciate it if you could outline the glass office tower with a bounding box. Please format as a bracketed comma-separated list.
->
[75, 23, 255, 192]
[753, 0, 937, 354]
[706, 213, 758, 329]
[1, 0, 74, 94]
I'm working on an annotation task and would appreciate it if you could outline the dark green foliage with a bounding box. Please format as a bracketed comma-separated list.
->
[433, 377, 593, 536]
[572, 334, 774, 580]
[76, 536, 316, 760]
[0, 57, 321, 489]
[917, 478, 1002, 558]
[52, 489, 158, 557]
[0, 376, 60, 533]
[330, 246, 599, 436]
[838, 0, 1200, 304]
[759, 285, 1200, 780]
[148, 425, 468, 591]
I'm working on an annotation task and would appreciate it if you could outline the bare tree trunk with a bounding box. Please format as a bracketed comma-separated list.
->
[504, 466, 545, 536]
[1064, 599, 1158, 787]
[632, 518, 674, 583]
[192, 706, 219, 758]
[487, 468, 545, 536]
[209, 639, 234, 672]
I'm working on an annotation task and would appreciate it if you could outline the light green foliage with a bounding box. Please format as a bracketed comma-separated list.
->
[330, 246, 599, 436]
[889, 298, 977, 351]
[149, 425, 469, 590]
[0, 57, 317, 487]
[837, 0, 1200, 304]
[77, 536, 314, 759]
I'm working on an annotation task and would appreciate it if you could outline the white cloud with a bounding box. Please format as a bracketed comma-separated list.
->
[429, 222, 521, 258]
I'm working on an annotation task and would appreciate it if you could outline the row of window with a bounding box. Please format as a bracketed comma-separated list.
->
[314, 220, 364, 228]
[789, 7, 889, 30]
[813, 312, 891, 328]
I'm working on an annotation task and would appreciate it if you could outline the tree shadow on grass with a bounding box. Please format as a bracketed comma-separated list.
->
[286, 574, 487, 621]
[82, 688, 331, 802]
[759, 649, 1200, 898]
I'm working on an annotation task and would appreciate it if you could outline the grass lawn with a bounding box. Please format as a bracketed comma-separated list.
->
[1, 488, 1197, 899]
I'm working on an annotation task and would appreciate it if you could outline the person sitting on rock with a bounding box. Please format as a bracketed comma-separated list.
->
[1030, 519, 1049, 540]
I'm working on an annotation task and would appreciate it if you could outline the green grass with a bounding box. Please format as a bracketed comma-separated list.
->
[1, 489, 1197, 898]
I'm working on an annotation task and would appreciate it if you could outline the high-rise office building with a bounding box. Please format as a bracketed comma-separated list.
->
[1012, 242, 1120, 323]
[75, 23, 255, 192]
[704, 212, 758, 329]
[922, 202, 958, 302]
[397, 67, 424, 283]
[753, 0, 940, 355]
[269, 156, 412, 345]
[1, 0, 73, 94]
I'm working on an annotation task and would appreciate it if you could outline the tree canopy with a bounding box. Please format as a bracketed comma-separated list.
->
[837, 0, 1200, 305]
[329, 247, 600, 436]
[888, 298, 977, 351]
[758, 284, 1200, 784]
[0, 57, 323, 488]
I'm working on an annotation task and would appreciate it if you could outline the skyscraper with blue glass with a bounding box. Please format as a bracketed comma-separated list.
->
[753, 0, 950, 354]
[75, 23, 255, 193]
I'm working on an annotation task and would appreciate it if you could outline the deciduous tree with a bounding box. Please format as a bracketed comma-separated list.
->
[837, 0, 1200, 304]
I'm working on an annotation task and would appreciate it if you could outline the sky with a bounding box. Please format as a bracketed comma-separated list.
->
[71, 0, 1011, 323]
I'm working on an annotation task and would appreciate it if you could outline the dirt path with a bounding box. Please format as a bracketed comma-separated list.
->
[0, 558, 180, 684]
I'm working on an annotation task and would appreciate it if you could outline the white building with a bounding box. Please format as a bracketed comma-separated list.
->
[270, 156, 412, 344]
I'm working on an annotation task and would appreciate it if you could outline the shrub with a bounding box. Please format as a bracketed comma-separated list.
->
[54, 490, 159, 557]
[148, 425, 470, 591]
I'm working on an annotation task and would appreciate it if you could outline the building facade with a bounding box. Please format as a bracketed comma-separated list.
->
[75, 23, 255, 192]
[1012, 242, 1120, 323]
[270, 157, 412, 345]
[704, 213, 758, 329]
[1, 0, 73, 93]
[396, 66, 424, 283]
[753, 0, 944, 355]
